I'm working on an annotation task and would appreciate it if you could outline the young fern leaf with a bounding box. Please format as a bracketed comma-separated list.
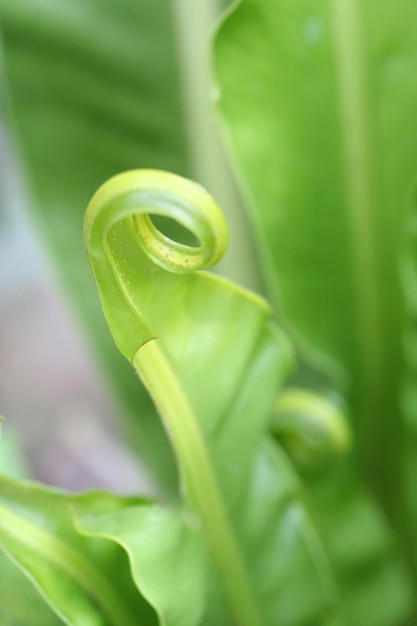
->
[84, 169, 228, 359]
[85, 170, 258, 624]
[271, 389, 352, 467]
[84, 170, 337, 625]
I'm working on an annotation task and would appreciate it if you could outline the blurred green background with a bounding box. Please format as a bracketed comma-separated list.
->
[0, 0, 258, 493]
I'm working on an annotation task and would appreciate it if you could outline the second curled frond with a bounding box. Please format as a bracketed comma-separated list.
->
[271, 388, 352, 467]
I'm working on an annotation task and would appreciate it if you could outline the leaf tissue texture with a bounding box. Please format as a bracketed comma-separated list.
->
[213, 0, 417, 597]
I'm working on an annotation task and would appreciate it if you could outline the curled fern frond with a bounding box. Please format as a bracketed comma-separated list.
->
[83, 169, 229, 360]
[271, 388, 352, 467]
[84, 169, 228, 273]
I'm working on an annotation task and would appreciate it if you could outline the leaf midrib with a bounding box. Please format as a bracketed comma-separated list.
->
[330, 0, 409, 538]
[331, 0, 383, 406]
[134, 340, 264, 626]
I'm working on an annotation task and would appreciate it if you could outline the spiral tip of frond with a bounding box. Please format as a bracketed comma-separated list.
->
[85, 169, 229, 275]
[271, 388, 352, 468]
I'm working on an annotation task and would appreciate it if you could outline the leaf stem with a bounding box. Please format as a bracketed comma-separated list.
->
[134, 340, 263, 626]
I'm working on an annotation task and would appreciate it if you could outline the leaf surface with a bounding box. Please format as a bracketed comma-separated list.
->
[0, 475, 157, 625]
[74, 498, 209, 626]
[213, 0, 417, 603]
[213, 0, 417, 620]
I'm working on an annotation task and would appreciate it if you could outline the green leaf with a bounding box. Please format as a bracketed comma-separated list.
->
[84, 169, 340, 625]
[0, 0, 192, 494]
[74, 497, 208, 626]
[75, 449, 342, 626]
[213, 0, 417, 591]
[0, 550, 62, 626]
[0, 474, 157, 625]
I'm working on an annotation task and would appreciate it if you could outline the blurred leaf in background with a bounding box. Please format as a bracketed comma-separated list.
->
[213, 0, 417, 576]
[0, 0, 256, 496]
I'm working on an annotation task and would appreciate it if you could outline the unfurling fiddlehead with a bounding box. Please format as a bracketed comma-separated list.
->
[85, 169, 227, 271]
[84, 169, 229, 360]
[84, 169, 278, 626]
[271, 388, 352, 467]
